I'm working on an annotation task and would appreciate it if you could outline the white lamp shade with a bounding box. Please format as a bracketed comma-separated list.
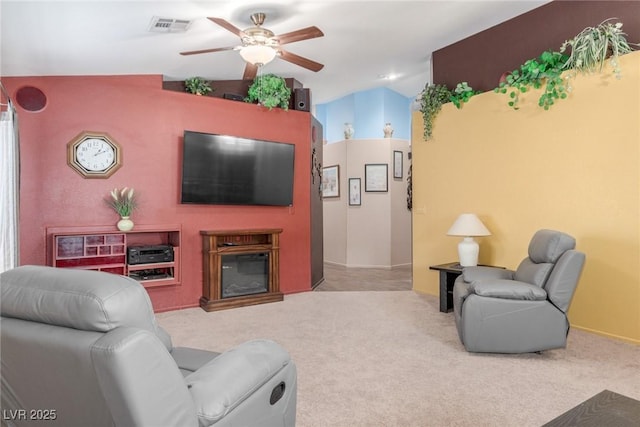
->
[447, 213, 491, 237]
[239, 45, 277, 66]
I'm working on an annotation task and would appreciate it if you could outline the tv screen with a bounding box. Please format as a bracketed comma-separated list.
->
[181, 130, 295, 206]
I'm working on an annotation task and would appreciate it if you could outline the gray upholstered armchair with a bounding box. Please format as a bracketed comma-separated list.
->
[453, 229, 585, 353]
[0, 265, 297, 427]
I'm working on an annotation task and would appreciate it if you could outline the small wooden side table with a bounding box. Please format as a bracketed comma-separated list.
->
[429, 262, 503, 313]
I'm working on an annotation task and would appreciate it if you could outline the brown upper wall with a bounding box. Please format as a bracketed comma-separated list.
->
[432, 0, 640, 92]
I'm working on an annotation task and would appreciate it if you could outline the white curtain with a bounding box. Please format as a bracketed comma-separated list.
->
[0, 92, 20, 273]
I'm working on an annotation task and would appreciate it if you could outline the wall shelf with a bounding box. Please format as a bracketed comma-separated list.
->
[48, 225, 181, 288]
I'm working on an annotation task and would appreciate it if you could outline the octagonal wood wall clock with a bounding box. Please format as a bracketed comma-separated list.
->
[67, 131, 122, 178]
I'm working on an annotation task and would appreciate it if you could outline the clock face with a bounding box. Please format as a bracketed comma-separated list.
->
[76, 138, 116, 171]
[67, 131, 122, 178]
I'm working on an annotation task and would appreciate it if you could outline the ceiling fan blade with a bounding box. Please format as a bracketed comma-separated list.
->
[276, 26, 324, 45]
[243, 63, 259, 80]
[180, 46, 236, 56]
[278, 50, 324, 72]
[208, 17, 245, 37]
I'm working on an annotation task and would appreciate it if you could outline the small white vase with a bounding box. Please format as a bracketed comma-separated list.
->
[344, 123, 354, 140]
[383, 122, 394, 138]
[117, 216, 134, 232]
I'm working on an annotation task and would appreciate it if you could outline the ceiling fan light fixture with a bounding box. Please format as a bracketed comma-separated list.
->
[239, 45, 277, 66]
[179, 13, 324, 77]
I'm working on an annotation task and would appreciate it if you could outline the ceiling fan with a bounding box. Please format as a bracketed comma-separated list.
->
[180, 12, 325, 80]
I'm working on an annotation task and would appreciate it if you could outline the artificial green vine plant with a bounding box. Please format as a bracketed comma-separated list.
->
[561, 19, 635, 78]
[449, 82, 479, 108]
[495, 50, 569, 110]
[184, 77, 213, 95]
[245, 73, 291, 110]
[420, 82, 479, 140]
[496, 19, 635, 110]
[419, 18, 636, 140]
[420, 84, 451, 140]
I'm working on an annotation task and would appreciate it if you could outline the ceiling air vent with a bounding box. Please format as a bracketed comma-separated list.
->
[148, 16, 193, 33]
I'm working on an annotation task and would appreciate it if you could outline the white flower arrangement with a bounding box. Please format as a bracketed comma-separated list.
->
[106, 187, 137, 217]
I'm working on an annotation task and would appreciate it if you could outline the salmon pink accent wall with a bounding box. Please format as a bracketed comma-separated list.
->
[4, 75, 312, 311]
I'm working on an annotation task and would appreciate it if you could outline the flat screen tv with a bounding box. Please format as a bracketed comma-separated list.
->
[181, 130, 295, 206]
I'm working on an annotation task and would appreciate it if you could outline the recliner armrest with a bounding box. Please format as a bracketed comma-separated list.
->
[473, 279, 548, 301]
[172, 347, 220, 376]
[186, 339, 292, 427]
[462, 266, 514, 283]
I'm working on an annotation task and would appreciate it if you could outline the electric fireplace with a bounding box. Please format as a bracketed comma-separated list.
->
[200, 229, 283, 311]
[221, 253, 269, 298]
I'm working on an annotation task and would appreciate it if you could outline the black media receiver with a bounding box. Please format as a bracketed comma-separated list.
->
[127, 245, 174, 265]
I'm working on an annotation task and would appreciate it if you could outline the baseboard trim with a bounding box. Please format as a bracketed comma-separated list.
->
[572, 324, 640, 345]
[324, 261, 412, 270]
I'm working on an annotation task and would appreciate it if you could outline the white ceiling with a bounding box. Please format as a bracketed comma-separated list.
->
[0, 0, 549, 105]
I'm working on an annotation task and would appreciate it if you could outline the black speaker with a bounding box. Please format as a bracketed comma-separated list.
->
[16, 86, 47, 112]
[294, 88, 311, 112]
[223, 93, 244, 102]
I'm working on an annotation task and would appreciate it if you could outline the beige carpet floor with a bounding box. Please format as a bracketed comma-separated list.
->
[157, 291, 640, 427]
[315, 263, 412, 291]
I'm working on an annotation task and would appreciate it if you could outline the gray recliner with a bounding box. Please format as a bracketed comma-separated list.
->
[0, 265, 297, 427]
[453, 229, 585, 353]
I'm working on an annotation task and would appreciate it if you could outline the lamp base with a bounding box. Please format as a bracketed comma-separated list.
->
[458, 237, 479, 267]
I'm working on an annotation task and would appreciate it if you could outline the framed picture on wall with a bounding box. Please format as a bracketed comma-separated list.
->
[393, 151, 403, 179]
[365, 163, 388, 192]
[349, 178, 361, 206]
[322, 165, 340, 198]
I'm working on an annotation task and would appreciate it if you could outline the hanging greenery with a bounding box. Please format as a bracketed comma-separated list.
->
[419, 83, 451, 141]
[560, 19, 636, 78]
[419, 19, 637, 140]
[449, 82, 479, 109]
[495, 19, 636, 110]
[494, 50, 569, 110]
[184, 77, 213, 95]
[245, 74, 291, 110]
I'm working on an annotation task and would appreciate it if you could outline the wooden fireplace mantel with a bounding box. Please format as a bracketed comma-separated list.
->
[199, 229, 283, 312]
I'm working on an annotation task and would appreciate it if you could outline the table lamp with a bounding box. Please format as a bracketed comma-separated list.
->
[447, 213, 491, 267]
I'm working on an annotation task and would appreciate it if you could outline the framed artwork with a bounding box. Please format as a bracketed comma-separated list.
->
[322, 165, 340, 198]
[349, 178, 361, 206]
[365, 163, 388, 192]
[393, 150, 403, 179]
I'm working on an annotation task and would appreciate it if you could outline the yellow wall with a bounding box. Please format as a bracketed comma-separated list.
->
[412, 51, 640, 344]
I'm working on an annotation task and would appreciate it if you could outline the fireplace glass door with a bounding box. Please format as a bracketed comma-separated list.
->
[221, 252, 269, 299]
